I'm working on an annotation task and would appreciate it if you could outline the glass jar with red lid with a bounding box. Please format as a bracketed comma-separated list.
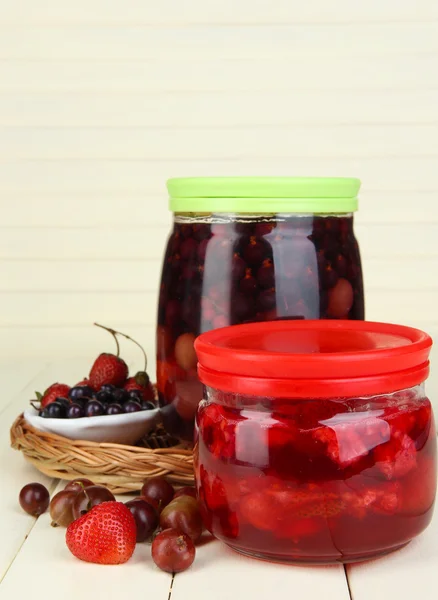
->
[194, 320, 436, 564]
[157, 177, 364, 440]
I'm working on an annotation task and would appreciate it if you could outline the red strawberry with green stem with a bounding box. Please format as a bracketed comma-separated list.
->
[124, 372, 155, 402]
[34, 383, 71, 409]
[89, 324, 129, 389]
[66, 501, 136, 565]
[94, 322, 154, 401]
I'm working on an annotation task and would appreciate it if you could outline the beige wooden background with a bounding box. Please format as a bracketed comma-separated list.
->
[1, 0, 437, 404]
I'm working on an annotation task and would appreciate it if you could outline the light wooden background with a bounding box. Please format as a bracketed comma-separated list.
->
[1, 1, 438, 406]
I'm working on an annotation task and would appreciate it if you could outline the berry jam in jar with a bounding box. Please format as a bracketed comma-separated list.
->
[194, 320, 436, 564]
[157, 178, 364, 440]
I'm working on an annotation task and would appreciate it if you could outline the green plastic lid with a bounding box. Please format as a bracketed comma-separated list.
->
[167, 177, 360, 214]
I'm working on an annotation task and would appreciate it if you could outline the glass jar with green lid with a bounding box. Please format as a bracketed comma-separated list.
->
[157, 177, 364, 441]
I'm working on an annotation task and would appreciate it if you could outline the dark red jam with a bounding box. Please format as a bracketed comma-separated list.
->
[157, 214, 364, 440]
[195, 386, 436, 563]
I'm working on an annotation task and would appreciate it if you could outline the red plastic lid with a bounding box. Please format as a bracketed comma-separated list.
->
[195, 320, 432, 398]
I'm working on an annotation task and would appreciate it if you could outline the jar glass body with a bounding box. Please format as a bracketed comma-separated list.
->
[157, 212, 364, 440]
[195, 384, 436, 564]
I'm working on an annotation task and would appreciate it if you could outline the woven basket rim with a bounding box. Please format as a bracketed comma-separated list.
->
[10, 412, 194, 494]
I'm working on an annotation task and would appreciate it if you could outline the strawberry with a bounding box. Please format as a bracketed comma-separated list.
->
[239, 491, 273, 531]
[124, 371, 155, 402]
[218, 509, 240, 539]
[341, 490, 374, 519]
[89, 323, 130, 389]
[342, 483, 401, 518]
[372, 483, 401, 515]
[36, 383, 71, 408]
[199, 466, 229, 511]
[401, 455, 437, 515]
[89, 353, 128, 389]
[382, 406, 416, 437]
[66, 501, 136, 565]
[198, 404, 240, 459]
[374, 433, 417, 480]
[240, 485, 343, 536]
[414, 401, 432, 432]
[313, 416, 388, 468]
[277, 517, 323, 541]
[94, 322, 153, 393]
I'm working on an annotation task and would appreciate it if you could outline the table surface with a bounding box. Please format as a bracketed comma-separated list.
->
[0, 359, 437, 600]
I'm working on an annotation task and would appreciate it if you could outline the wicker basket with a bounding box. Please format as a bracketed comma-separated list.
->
[10, 413, 194, 494]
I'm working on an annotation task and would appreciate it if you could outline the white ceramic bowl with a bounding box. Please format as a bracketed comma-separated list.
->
[24, 406, 161, 445]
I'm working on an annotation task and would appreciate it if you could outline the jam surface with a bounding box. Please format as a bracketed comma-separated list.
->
[157, 214, 365, 440]
[195, 386, 436, 563]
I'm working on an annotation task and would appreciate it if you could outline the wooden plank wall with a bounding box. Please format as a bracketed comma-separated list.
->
[1, 0, 437, 405]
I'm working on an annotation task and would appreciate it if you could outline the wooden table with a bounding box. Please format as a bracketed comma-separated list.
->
[1, 359, 436, 600]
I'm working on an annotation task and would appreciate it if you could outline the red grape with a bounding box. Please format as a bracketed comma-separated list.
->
[151, 528, 196, 573]
[141, 477, 174, 513]
[64, 478, 94, 493]
[327, 278, 353, 318]
[125, 499, 158, 542]
[174, 487, 197, 500]
[19, 483, 50, 517]
[159, 497, 203, 543]
[49, 490, 76, 527]
[72, 485, 115, 520]
[136, 495, 160, 513]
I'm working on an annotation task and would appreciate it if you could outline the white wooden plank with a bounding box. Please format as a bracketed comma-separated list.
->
[365, 292, 438, 323]
[362, 259, 438, 290]
[0, 360, 48, 412]
[347, 507, 438, 600]
[1, 292, 157, 326]
[0, 193, 170, 227]
[0, 158, 437, 193]
[1, 257, 437, 293]
[2, 125, 438, 160]
[2, 0, 438, 24]
[1, 191, 436, 228]
[0, 327, 156, 378]
[355, 223, 438, 259]
[0, 361, 58, 581]
[0, 226, 169, 260]
[1, 223, 436, 261]
[1, 91, 438, 127]
[0, 24, 436, 60]
[171, 533, 350, 600]
[0, 56, 437, 92]
[3, 289, 437, 328]
[0, 260, 162, 292]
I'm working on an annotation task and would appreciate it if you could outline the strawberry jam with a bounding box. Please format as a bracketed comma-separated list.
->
[194, 320, 436, 563]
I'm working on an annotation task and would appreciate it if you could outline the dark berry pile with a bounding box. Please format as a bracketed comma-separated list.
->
[157, 215, 365, 440]
[38, 384, 156, 419]
[33, 324, 156, 419]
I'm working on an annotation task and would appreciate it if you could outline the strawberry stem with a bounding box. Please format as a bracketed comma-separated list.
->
[95, 323, 147, 371]
[94, 323, 121, 357]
